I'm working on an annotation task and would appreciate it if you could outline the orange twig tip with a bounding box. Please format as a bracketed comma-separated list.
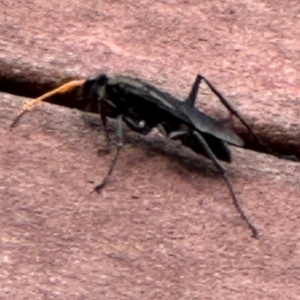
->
[10, 79, 85, 129]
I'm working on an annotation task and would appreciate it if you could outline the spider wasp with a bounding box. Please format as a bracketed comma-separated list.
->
[11, 73, 259, 237]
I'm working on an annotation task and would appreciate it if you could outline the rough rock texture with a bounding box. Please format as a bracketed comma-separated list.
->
[2, 93, 300, 300]
[1, 0, 300, 299]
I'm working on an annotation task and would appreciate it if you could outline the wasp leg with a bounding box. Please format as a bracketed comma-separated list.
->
[95, 114, 123, 193]
[123, 116, 152, 135]
[96, 113, 112, 155]
[185, 74, 203, 107]
[170, 129, 232, 163]
[193, 130, 258, 238]
[199, 75, 257, 138]
[169, 130, 187, 139]
[200, 74, 290, 159]
[155, 123, 169, 138]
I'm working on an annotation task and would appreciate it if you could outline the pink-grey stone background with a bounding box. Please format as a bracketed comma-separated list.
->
[0, 0, 300, 299]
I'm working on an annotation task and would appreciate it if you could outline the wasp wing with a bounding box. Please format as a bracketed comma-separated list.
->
[178, 104, 244, 146]
[108, 76, 243, 146]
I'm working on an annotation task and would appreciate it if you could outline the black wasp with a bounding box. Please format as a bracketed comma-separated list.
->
[11, 73, 259, 237]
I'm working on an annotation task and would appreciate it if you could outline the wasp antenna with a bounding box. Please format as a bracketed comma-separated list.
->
[10, 79, 85, 129]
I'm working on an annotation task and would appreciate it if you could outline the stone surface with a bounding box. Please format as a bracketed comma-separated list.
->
[1, 93, 300, 300]
[1, 0, 300, 299]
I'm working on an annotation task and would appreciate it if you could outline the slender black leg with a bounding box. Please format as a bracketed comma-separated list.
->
[201, 74, 290, 159]
[185, 73, 254, 138]
[97, 114, 112, 154]
[185, 74, 203, 107]
[193, 130, 258, 238]
[83, 110, 112, 154]
[95, 115, 124, 193]
[200, 75, 257, 139]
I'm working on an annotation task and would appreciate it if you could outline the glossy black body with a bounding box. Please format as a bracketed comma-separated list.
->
[82, 74, 244, 162]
